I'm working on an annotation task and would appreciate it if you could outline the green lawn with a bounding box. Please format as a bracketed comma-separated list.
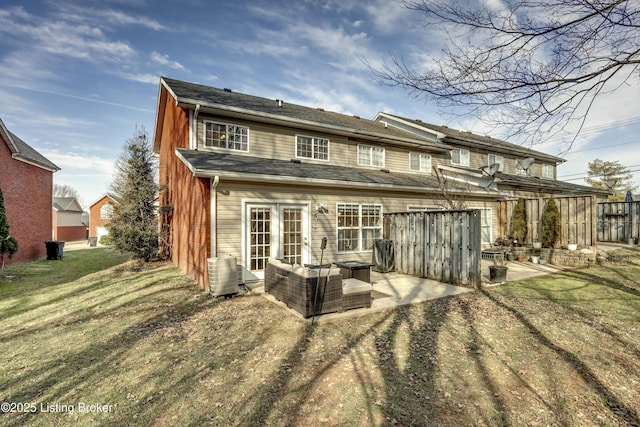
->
[1, 247, 639, 426]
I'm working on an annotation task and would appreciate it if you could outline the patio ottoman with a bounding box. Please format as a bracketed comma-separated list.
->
[342, 278, 373, 311]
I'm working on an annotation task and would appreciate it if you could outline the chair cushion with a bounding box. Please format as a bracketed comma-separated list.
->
[342, 278, 372, 295]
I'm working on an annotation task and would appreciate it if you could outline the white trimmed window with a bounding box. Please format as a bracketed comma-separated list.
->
[409, 152, 432, 173]
[357, 144, 385, 167]
[337, 203, 382, 252]
[451, 148, 470, 166]
[542, 164, 554, 179]
[488, 154, 504, 171]
[296, 135, 329, 160]
[204, 121, 249, 151]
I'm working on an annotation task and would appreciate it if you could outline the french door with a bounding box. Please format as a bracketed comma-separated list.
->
[245, 203, 309, 276]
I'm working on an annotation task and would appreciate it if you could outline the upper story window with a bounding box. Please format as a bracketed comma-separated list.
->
[296, 135, 329, 161]
[451, 148, 470, 166]
[100, 203, 113, 219]
[204, 121, 249, 152]
[358, 144, 385, 167]
[409, 152, 432, 173]
[542, 163, 554, 179]
[488, 154, 504, 171]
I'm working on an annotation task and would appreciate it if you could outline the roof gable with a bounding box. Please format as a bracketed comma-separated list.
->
[89, 194, 119, 208]
[53, 197, 83, 212]
[0, 117, 60, 172]
[375, 112, 565, 165]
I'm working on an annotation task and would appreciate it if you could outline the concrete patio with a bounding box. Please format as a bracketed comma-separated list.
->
[254, 257, 574, 323]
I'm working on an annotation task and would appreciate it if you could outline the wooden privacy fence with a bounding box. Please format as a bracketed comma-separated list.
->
[597, 201, 640, 242]
[384, 210, 481, 289]
[498, 196, 597, 248]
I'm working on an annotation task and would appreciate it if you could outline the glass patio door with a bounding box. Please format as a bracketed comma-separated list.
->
[246, 203, 309, 276]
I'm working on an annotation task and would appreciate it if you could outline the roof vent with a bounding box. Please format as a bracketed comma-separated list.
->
[353, 115, 360, 119]
[276, 99, 283, 107]
[223, 88, 232, 92]
[416, 119, 422, 123]
[317, 107, 325, 111]
[380, 168, 390, 173]
[290, 159, 301, 164]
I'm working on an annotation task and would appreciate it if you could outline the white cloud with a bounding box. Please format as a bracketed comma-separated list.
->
[42, 149, 115, 176]
[119, 73, 160, 85]
[151, 51, 186, 71]
[0, 6, 136, 64]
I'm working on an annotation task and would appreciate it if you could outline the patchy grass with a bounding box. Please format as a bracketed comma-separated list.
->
[0, 247, 639, 426]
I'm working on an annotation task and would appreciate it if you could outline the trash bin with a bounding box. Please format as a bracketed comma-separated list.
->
[45, 241, 65, 260]
[88, 237, 98, 247]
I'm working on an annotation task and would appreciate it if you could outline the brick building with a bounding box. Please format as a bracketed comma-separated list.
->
[89, 194, 118, 241]
[0, 117, 59, 264]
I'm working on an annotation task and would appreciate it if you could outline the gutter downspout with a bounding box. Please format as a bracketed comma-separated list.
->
[210, 176, 219, 258]
[191, 104, 201, 150]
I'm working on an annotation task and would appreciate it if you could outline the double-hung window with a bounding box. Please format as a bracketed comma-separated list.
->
[542, 164, 554, 179]
[204, 121, 249, 151]
[451, 148, 470, 166]
[488, 154, 504, 171]
[296, 135, 329, 160]
[336, 203, 382, 252]
[409, 152, 432, 173]
[358, 144, 385, 167]
[337, 203, 382, 252]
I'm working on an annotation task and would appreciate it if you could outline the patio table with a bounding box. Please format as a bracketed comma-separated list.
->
[334, 261, 374, 283]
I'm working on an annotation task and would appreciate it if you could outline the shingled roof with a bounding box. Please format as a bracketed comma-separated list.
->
[175, 149, 482, 195]
[158, 77, 450, 153]
[376, 113, 565, 165]
[0, 117, 59, 172]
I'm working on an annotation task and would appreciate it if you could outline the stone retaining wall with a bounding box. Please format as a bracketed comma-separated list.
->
[509, 246, 596, 268]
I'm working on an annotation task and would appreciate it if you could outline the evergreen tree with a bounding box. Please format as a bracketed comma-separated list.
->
[107, 128, 159, 261]
[511, 198, 527, 244]
[0, 186, 18, 268]
[540, 199, 561, 248]
[585, 159, 637, 202]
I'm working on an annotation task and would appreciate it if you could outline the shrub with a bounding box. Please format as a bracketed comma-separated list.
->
[511, 198, 527, 244]
[541, 198, 561, 248]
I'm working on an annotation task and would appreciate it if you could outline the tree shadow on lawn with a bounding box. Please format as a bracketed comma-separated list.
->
[0, 274, 195, 344]
[481, 288, 640, 426]
[1, 286, 222, 427]
[512, 270, 640, 361]
[237, 312, 395, 426]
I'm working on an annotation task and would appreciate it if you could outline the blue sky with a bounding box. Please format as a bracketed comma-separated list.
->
[1, 0, 638, 207]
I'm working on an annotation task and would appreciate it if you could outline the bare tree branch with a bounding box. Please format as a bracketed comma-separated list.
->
[374, 0, 640, 147]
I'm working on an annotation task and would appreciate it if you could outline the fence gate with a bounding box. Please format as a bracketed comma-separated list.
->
[597, 201, 640, 242]
[384, 210, 481, 289]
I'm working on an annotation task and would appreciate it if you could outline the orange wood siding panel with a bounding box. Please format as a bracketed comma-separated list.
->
[158, 88, 211, 289]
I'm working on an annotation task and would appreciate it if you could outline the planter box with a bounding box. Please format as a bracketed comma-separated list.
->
[489, 265, 508, 282]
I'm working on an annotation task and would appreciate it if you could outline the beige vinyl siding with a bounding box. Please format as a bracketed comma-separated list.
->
[214, 180, 499, 270]
[197, 115, 446, 173]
